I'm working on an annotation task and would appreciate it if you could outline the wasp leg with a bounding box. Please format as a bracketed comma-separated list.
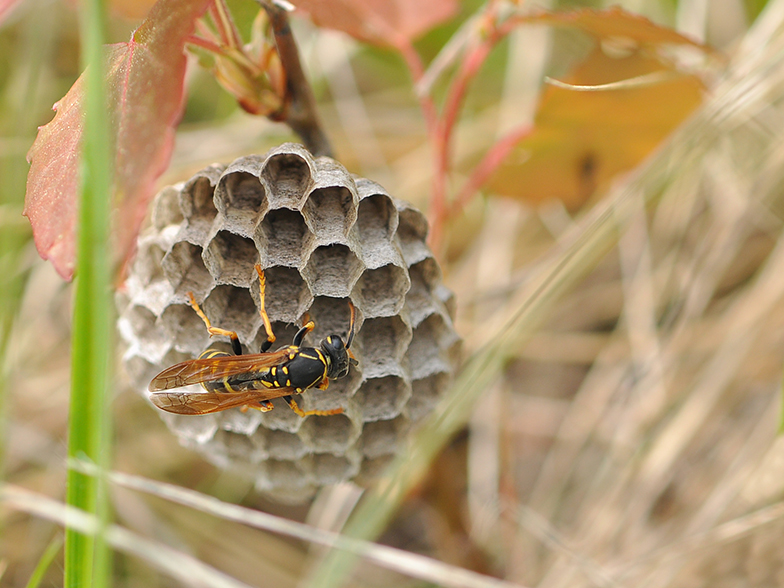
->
[317, 377, 329, 390]
[283, 395, 342, 417]
[346, 300, 356, 349]
[188, 292, 242, 356]
[292, 321, 315, 347]
[254, 265, 277, 352]
[249, 400, 275, 412]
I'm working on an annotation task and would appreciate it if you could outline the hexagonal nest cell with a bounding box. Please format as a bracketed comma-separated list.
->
[118, 143, 460, 499]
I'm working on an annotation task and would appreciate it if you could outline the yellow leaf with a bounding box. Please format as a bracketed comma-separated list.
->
[487, 11, 708, 209]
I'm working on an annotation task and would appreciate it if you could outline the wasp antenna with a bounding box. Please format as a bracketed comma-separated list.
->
[346, 300, 356, 349]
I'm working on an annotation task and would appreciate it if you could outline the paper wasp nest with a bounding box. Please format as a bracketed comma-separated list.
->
[119, 144, 460, 499]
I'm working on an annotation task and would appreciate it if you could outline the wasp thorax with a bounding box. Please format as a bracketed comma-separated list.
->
[120, 143, 461, 500]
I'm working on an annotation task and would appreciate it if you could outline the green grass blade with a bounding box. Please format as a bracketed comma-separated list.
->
[25, 534, 64, 588]
[65, 0, 113, 586]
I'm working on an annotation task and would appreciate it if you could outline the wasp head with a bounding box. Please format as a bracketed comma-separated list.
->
[321, 301, 357, 380]
[321, 335, 351, 379]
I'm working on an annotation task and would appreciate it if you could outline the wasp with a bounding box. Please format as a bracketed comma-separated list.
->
[148, 264, 357, 417]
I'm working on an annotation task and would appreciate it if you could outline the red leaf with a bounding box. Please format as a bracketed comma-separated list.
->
[24, 0, 211, 280]
[290, 0, 458, 47]
[24, 78, 84, 279]
[0, 0, 25, 26]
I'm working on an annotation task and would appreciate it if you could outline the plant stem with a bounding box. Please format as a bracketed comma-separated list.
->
[260, 0, 333, 157]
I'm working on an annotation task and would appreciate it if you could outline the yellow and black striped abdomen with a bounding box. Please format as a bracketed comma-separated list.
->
[197, 349, 272, 394]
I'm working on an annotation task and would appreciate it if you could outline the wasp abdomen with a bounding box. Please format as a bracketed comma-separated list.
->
[198, 349, 233, 393]
[197, 349, 273, 394]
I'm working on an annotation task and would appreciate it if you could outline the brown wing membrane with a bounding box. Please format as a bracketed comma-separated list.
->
[149, 387, 295, 415]
[148, 348, 292, 392]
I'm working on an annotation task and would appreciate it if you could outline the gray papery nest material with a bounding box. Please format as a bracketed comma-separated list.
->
[118, 143, 460, 500]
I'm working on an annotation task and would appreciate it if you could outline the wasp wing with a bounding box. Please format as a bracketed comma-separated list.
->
[148, 348, 293, 391]
[149, 387, 296, 415]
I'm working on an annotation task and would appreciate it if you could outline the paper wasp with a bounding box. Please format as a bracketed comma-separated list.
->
[148, 264, 357, 417]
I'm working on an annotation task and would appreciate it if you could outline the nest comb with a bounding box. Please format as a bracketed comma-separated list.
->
[118, 143, 461, 499]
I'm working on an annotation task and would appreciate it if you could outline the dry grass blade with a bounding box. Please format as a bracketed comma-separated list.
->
[499, 2, 784, 587]
[544, 70, 680, 91]
[69, 460, 523, 588]
[614, 501, 784, 579]
[0, 484, 253, 588]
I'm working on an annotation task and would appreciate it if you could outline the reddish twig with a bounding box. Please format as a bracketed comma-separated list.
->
[415, 4, 549, 253]
[395, 40, 439, 139]
[438, 39, 494, 164]
[422, 5, 514, 252]
[428, 37, 495, 251]
[450, 123, 532, 216]
[185, 33, 223, 54]
[391, 36, 448, 251]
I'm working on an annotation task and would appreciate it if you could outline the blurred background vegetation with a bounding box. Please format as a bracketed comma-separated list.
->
[4, 0, 784, 586]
